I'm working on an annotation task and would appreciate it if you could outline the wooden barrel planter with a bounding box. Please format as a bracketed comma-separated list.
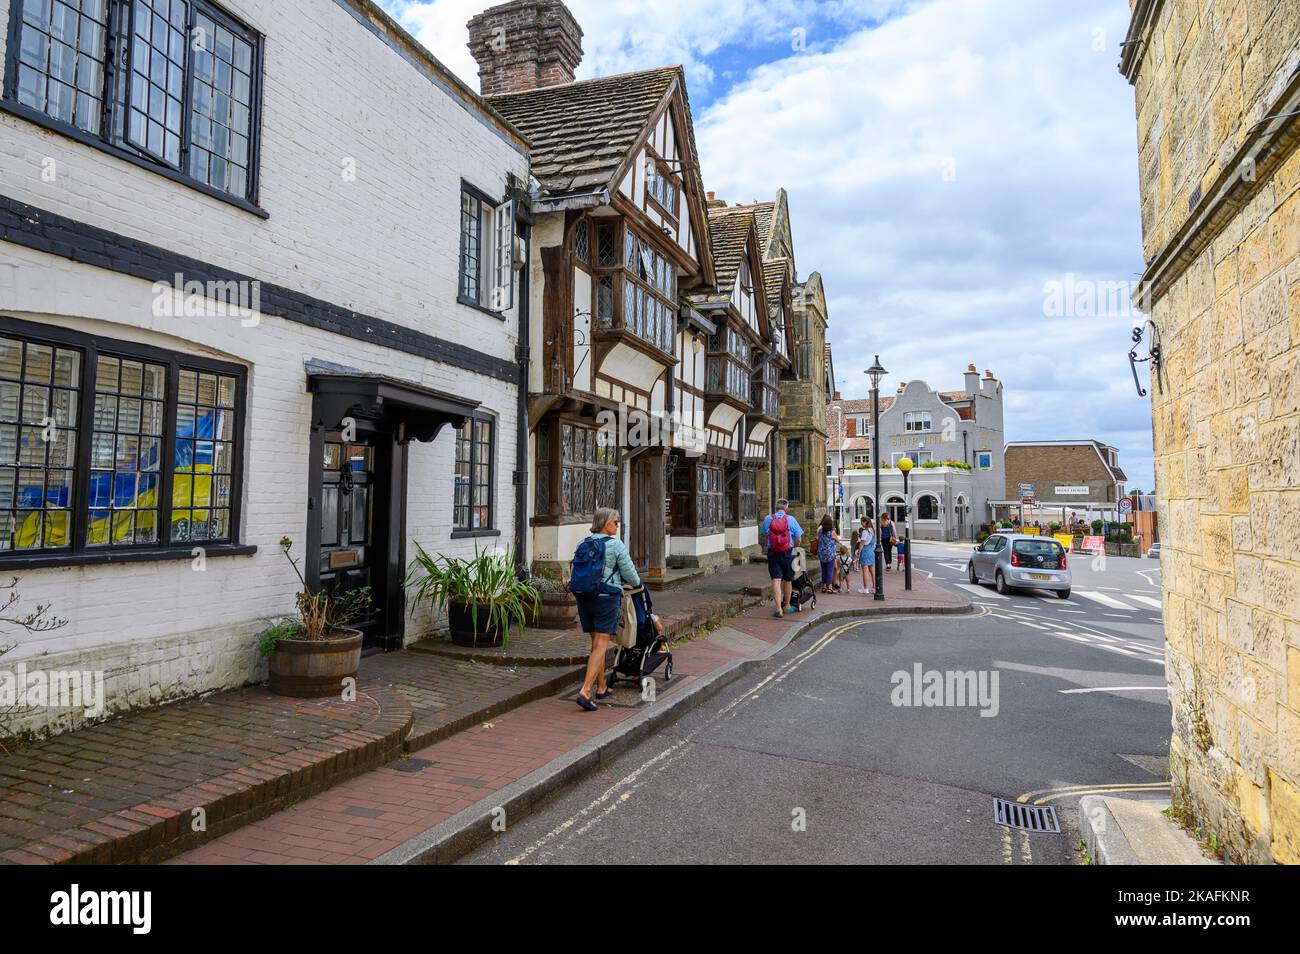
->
[448, 602, 504, 647]
[268, 628, 363, 698]
[533, 592, 577, 630]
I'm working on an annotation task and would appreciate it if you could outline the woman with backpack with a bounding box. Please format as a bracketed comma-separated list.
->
[569, 507, 641, 711]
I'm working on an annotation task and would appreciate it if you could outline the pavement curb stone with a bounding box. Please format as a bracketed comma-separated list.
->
[371, 598, 974, 865]
[1080, 795, 1218, 865]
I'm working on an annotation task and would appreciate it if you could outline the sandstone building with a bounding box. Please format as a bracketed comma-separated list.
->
[1120, 0, 1300, 863]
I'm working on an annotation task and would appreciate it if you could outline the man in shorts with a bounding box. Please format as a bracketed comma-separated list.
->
[761, 499, 804, 617]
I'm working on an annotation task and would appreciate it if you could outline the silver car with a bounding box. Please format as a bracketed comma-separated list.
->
[968, 533, 1071, 598]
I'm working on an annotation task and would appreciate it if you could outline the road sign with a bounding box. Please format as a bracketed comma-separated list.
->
[1018, 483, 1035, 499]
[1119, 497, 1133, 513]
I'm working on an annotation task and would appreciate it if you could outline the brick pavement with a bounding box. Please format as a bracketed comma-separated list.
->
[168, 577, 965, 865]
[0, 561, 962, 865]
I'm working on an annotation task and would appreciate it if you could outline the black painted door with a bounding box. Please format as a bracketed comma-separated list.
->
[319, 432, 383, 642]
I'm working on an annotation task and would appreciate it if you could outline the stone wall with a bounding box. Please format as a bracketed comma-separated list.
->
[1123, 0, 1300, 864]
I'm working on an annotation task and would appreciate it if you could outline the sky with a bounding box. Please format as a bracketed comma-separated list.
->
[381, 0, 1155, 492]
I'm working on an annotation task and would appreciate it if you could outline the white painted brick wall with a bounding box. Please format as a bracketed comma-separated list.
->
[0, 0, 527, 736]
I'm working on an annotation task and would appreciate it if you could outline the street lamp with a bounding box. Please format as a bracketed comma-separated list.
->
[897, 455, 913, 591]
[866, 356, 886, 601]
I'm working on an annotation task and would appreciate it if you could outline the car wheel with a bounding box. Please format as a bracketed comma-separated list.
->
[1057, 589, 1071, 600]
[995, 571, 1009, 595]
[967, 562, 978, 584]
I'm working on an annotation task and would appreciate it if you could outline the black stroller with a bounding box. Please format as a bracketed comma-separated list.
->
[788, 546, 818, 612]
[609, 587, 674, 686]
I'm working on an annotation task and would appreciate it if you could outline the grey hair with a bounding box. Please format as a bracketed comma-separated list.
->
[776, 498, 789, 510]
[591, 507, 620, 534]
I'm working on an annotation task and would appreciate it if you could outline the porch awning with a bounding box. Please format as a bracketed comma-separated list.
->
[307, 372, 481, 443]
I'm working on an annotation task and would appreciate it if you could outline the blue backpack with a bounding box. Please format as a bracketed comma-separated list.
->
[569, 536, 617, 595]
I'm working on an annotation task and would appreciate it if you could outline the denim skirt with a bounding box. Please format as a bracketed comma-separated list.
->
[576, 591, 622, 635]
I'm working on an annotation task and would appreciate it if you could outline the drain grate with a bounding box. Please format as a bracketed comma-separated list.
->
[993, 798, 1061, 834]
[391, 758, 434, 774]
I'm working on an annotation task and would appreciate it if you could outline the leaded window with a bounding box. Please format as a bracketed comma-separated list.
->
[453, 413, 494, 531]
[458, 184, 514, 313]
[697, 465, 723, 533]
[187, 5, 255, 195]
[169, 366, 236, 543]
[12, 0, 109, 134]
[5, 0, 262, 202]
[87, 355, 165, 546]
[0, 337, 80, 550]
[645, 156, 679, 218]
[0, 320, 245, 559]
[559, 422, 615, 518]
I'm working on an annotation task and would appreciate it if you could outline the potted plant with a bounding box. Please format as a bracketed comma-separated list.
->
[530, 575, 577, 630]
[406, 545, 539, 648]
[258, 538, 371, 698]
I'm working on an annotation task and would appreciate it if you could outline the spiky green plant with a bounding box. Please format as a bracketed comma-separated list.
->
[405, 545, 539, 647]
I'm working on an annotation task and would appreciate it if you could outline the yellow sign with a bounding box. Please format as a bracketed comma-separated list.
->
[1054, 533, 1074, 551]
[1022, 527, 1040, 536]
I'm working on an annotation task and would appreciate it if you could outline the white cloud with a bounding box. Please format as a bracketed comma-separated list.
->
[694, 0, 1154, 489]
[379, 0, 1153, 490]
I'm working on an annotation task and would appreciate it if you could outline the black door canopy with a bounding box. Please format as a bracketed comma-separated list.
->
[308, 372, 481, 443]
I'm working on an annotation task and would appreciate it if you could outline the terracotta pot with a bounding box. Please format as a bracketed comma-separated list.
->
[533, 592, 577, 630]
[448, 602, 505, 647]
[268, 628, 363, 698]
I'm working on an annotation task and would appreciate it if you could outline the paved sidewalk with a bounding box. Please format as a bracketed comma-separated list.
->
[168, 574, 967, 865]
[0, 562, 756, 864]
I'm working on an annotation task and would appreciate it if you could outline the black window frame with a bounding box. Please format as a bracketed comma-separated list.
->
[451, 408, 498, 537]
[457, 179, 514, 320]
[0, 316, 250, 568]
[1, 0, 266, 217]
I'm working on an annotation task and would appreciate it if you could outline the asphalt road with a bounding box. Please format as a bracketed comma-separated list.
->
[462, 541, 1170, 865]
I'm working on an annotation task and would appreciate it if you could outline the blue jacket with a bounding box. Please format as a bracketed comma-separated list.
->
[761, 511, 804, 542]
[585, 533, 641, 589]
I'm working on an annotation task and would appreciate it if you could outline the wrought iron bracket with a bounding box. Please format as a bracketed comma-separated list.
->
[1128, 319, 1164, 398]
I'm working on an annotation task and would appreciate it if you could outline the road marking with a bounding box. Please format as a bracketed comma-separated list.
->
[1059, 686, 1168, 694]
[1016, 781, 1170, 804]
[1058, 609, 1085, 614]
[501, 618, 868, 864]
[1019, 621, 1050, 631]
[1099, 645, 1140, 657]
[1033, 783, 1169, 804]
[958, 583, 1006, 599]
[1074, 590, 1133, 610]
[1126, 593, 1164, 610]
[1056, 633, 1095, 643]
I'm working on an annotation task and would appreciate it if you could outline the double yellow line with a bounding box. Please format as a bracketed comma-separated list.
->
[1017, 781, 1170, 805]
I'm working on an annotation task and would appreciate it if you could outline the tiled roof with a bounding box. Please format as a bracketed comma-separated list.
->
[487, 67, 679, 198]
[689, 207, 760, 306]
[827, 397, 895, 452]
[762, 259, 789, 305]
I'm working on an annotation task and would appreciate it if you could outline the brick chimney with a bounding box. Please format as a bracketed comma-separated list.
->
[467, 0, 584, 96]
[964, 363, 979, 397]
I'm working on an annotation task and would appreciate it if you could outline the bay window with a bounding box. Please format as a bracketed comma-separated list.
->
[0, 319, 244, 561]
[5, 0, 263, 205]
